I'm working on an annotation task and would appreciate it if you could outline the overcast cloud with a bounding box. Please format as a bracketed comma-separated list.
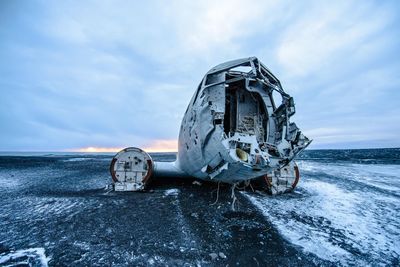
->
[0, 0, 399, 151]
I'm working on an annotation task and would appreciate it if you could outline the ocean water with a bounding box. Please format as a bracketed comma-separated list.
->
[0, 149, 399, 266]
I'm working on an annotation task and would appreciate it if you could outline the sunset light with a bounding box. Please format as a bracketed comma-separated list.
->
[71, 139, 178, 153]
[142, 139, 178, 153]
[74, 147, 124, 153]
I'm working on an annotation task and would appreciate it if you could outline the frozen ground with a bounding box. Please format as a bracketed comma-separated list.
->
[0, 153, 320, 266]
[245, 160, 400, 266]
[0, 149, 399, 266]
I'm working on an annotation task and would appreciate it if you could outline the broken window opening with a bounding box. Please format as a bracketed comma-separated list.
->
[205, 73, 221, 85]
[224, 85, 238, 136]
[271, 89, 283, 110]
[229, 65, 252, 74]
[223, 81, 269, 143]
[214, 119, 223, 125]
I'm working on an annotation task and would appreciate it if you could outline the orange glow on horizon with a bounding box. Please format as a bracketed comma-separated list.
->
[71, 139, 178, 153]
[73, 147, 124, 153]
[143, 139, 178, 153]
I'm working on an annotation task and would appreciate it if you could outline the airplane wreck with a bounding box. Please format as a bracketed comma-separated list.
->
[110, 57, 311, 194]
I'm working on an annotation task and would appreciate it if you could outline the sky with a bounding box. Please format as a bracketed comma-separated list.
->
[0, 0, 399, 151]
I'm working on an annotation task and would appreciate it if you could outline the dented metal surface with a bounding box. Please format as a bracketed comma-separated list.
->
[110, 57, 311, 194]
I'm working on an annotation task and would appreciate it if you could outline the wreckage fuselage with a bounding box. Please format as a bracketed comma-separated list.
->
[110, 57, 311, 194]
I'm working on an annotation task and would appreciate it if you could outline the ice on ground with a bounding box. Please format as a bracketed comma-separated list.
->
[244, 161, 400, 266]
[62, 158, 95, 162]
[164, 189, 180, 196]
[0, 247, 50, 267]
[298, 161, 400, 195]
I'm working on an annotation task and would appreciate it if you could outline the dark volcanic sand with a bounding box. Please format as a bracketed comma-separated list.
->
[0, 154, 326, 266]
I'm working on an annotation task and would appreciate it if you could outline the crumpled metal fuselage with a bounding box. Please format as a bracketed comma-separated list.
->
[177, 57, 311, 185]
[110, 57, 311, 194]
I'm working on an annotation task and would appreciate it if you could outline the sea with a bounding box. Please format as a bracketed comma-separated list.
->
[0, 148, 399, 266]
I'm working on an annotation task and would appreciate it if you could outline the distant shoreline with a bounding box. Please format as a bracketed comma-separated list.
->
[0, 147, 399, 156]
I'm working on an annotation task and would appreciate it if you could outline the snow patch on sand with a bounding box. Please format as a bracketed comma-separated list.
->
[164, 189, 180, 196]
[62, 158, 95, 162]
[0, 247, 50, 266]
[298, 161, 400, 195]
[244, 164, 400, 266]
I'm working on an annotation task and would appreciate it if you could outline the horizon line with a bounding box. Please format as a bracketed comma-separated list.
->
[0, 147, 399, 154]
